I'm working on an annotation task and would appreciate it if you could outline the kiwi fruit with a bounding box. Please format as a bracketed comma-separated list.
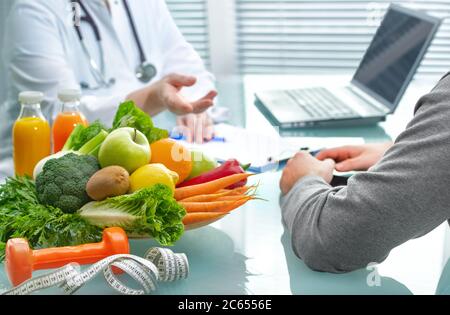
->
[86, 166, 130, 201]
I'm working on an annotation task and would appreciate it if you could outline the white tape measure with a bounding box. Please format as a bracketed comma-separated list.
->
[1, 247, 189, 295]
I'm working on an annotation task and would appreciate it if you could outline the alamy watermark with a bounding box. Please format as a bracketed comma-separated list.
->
[66, 2, 81, 28]
[366, 262, 381, 287]
[366, 2, 386, 27]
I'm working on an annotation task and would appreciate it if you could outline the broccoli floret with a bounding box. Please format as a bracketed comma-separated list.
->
[79, 156, 100, 177]
[37, 182, 60, 205]
[36, 153, 100, 214]
[56, 195, 85, 214]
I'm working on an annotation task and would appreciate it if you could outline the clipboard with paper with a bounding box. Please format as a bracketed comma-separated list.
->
[177, 124, 365, 173]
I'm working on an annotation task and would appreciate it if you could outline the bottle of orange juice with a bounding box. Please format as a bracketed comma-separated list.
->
[13, 91, 51, 177]
[52, 89, 88, 153]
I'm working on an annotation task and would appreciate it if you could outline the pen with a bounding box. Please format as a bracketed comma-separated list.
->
[310, 148, 323, 157]
[210, 136, 226, 143]
[267, 147, 324, 163]
[170, 134, 226, 142]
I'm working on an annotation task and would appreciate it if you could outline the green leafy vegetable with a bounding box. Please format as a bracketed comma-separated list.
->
[79, 184, 185, 246]
[112, 101, 169, 144]
[36, 153, 100, 214]
[62, 124, 84, 151]
[0, 177, 103, 261]
[63, 120, 108, 152]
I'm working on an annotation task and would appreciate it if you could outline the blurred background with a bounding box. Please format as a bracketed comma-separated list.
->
[1, 0, 450, 104]
[164, 0, 450, 80]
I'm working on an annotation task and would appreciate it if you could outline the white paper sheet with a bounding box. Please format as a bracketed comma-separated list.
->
[177, 124, 364, 172]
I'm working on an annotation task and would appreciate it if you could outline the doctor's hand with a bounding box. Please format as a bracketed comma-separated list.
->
[280, 152, 335, 195]
[315, 142, 393, 172]
[152, 74, 217, 115]
[176, 113, 214, 144]
[127, 73, 217, 116]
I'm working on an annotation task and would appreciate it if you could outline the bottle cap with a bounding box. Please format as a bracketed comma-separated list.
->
[58, 89, 82, 103]
[18, 91, 44, 105]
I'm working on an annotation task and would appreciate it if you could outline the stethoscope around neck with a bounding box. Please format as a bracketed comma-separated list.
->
[73, 0, 157, 90]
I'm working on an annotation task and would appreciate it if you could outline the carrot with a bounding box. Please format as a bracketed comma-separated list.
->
[180, 190, 233, 203]
[179, 196, 252, 213]
[183, 212, 228, 225]
[216, 195, 255, 202]
[218, 186, 253, 196]
[174, 173, 253, 201]
[233, 186, 252, 195]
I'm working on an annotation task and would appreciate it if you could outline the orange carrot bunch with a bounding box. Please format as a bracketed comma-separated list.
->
[175, 174, 258, 227]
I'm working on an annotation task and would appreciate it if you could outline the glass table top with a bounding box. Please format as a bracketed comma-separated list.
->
[1, 74, 449, 295]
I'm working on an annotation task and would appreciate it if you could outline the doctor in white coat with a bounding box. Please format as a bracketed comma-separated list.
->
[0, 0, 217, 179]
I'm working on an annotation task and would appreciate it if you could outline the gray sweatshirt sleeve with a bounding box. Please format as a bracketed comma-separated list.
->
[280, 72, 450, 273]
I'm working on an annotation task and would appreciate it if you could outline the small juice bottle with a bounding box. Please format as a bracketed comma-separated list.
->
[13, 91, 51, 177]
[52, 89, 88, 153]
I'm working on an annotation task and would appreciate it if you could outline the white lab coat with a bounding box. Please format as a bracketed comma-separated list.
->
[0, 0, 216, 179]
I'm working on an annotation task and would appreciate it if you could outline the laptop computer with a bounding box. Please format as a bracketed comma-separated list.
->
[254, 4, 442, 129]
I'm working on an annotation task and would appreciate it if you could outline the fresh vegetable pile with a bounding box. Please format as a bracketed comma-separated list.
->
[0, 100, 258, 261]
[0, 176, 103, 260]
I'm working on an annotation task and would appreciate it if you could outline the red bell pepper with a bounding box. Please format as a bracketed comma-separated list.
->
[177, 159, 250, 189]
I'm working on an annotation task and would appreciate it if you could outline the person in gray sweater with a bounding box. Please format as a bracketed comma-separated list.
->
[280, 72, 450, 273]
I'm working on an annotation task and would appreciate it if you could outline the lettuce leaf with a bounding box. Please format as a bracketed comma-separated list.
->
[79, 184, 185, 246]
[112, 101, 169, 144]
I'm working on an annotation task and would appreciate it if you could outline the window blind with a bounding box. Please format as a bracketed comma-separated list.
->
[165, 0, 211, 66]
[236, 0, 450, 78]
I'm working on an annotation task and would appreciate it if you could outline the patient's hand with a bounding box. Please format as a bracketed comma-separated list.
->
[280, 152, 335, 195]
[315, 142, 393, 172]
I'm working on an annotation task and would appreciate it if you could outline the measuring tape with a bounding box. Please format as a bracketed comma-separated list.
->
[1, 247, 189, 295]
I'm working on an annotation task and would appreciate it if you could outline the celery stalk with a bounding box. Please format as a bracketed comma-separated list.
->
[87, 143, 103, 158]
[78, 130, 109, 155]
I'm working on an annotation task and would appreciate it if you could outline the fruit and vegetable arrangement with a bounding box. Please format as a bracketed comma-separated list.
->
[0, 101, 258, 261]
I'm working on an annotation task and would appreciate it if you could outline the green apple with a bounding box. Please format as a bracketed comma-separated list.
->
[187, 150, 217, 180]
[98, 127, 151, 173]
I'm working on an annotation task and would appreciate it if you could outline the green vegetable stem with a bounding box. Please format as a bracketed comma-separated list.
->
[77, 130, 109, 157]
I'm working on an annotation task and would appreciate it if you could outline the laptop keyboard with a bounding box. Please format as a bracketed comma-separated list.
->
[286, 87, 359, 119]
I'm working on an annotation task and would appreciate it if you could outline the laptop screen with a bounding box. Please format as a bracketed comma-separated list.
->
[352, 6, 440, 109]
